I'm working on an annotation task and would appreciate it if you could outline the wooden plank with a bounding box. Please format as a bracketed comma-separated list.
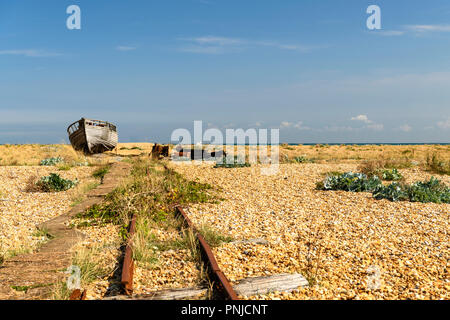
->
[231, 238, 269, 246]
[233, 273, 309, 297]
[103, 287, 207, 300]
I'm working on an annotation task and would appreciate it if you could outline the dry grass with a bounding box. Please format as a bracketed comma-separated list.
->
[280, 144, 449, 164]
[2, 143, 448, 167]
[0, 144, 115, 167]
[425, 153, 450, 175]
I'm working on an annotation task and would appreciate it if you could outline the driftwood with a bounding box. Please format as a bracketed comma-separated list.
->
[103, 273, 308, 300]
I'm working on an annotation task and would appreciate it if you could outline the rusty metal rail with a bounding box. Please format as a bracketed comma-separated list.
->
[176, 206, 239, 300]
[69, 289, 86, 300]
[121, 213, 137, 295]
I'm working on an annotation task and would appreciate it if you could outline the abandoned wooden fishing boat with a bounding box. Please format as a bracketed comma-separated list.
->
[67, 118, 118, 154]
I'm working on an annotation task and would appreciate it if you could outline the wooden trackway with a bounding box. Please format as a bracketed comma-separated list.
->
[0, 162, 131, 300]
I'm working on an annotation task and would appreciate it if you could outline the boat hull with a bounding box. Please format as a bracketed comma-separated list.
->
[68, 118, 118, 154]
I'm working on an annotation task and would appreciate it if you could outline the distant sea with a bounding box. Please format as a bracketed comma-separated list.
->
[284, 143, 450, 146]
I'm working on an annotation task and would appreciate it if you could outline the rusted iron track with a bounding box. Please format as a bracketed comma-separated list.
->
[69, 289, 87, 300]
[176, 206, 239, 300]
[121, 213, 137, 295]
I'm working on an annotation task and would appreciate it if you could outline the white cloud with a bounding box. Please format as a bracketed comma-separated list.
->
[324, 126, 355, 132]
[351, 114, 372, 124]
[0, 49, 61, 57]
[179, 36, 322, 54]
[179, 46, 226, 54]
[280, 121, 292, 128]
[116, 46, 137, 51]
[405, 24, 450, 33]
[367, 123, 384, 131]
[375, 30, 405, 36]
[188, 36, 243, 46]
[293, 121, 311, 130]
[350, 115, 383, 131]
[254, 41, 322, 53]
[399, 124, 412, 132]
[437, 118, 450, 129]
[370, 24, 450, 37]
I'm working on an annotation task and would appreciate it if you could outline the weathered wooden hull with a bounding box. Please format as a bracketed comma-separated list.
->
[68, 118, 118, 154]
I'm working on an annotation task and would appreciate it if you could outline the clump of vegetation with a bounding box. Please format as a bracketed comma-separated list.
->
[374, 177, 449, 204]
[372, 182, 409, 202]
[214, 156, 251, 168]
[56, 163, 73, 171]
[32, 227, 54, 240]
[164, 170, 213, 204]
[318, 171, 449, 204]
[316, 172, 382, 192]
[321, 171, 343, 177]
[407, 177, 449, 203]
[71, 245, 116, 285]
[425, 153, 450, 175]
[120, 146, 143, 150]
[36, 173, 78, 192]
[358, 158, 413, 178]
[381, 168, 403, 181]
[40, 157, 64, 166]
[76, 159, 215, 228]
[356, 160, 384, 177]
[292, 155, 315, 163]
[76, 203, 120, 226]
[281, 143, 295, 150]
[92, 166, 109, 182]
[197, 225, 233, 247]
[50, 282, 71, 300]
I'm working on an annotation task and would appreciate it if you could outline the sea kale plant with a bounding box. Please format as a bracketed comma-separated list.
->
[406, 177, 449, 203]
[381, 168, 403, 181]
[318, 172, 449, 204]
[37, 173, 78, 192]
[40, 157, 64, 166]
[372, 182, 409, 202]
[317, 172, 382, 192]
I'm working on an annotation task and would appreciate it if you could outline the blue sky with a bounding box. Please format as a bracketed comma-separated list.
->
[0, 0, 449, 144]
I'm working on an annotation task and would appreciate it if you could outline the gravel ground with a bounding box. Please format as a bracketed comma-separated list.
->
[170, 162, 449, 300]
[133, 227, 202, 295]
[134, 249, 201, 294]
[0, 166, 95, 258]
